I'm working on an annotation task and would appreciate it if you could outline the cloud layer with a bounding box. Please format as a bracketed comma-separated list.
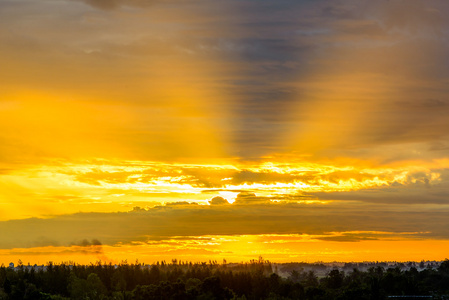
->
[1, 0, 449, 162]
[2, 201, 449, 250]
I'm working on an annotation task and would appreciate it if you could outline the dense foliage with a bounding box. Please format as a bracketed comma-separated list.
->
[1, 259, 449, 299]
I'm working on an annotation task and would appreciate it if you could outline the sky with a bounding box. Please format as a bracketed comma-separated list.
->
[1, 0, 449, 264]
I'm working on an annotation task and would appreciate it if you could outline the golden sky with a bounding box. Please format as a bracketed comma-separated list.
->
[2, 0, 449, 264]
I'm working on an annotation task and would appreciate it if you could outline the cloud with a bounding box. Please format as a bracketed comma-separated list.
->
[310, 169, 449, 204]
[165, 201, 199, 206]
[74, 0, 160, 10]
[234, 192, 269, 204]
[363, 0, 447, 34]
[1, 201, 449, 249]
[67, 239, 106, 257]
[70, 239, 102, 247]
[2, 0, 449, 163]
[208, 196, 229, 205]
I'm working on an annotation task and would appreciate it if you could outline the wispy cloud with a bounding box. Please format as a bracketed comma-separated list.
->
[1, 0, 449, 162]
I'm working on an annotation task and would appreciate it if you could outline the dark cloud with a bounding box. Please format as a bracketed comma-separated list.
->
[208, 196, 229, 205]
[234, 192, 269, 204]
[2, 201, 449, 249]
[70, 239, 102, 247]
[67, 239, 106, 258]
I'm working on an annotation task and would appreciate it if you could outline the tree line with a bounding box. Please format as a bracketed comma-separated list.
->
[1, 259, 449, 299]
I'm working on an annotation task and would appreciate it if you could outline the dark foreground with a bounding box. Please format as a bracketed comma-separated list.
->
[1, 259, 449, 299]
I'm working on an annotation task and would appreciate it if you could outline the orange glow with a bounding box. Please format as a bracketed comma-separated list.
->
[1, 236, 448, 266]
[0, 158, 443, 220]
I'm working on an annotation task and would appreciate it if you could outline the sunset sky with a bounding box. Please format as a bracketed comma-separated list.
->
[2, 0, 449, 265]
